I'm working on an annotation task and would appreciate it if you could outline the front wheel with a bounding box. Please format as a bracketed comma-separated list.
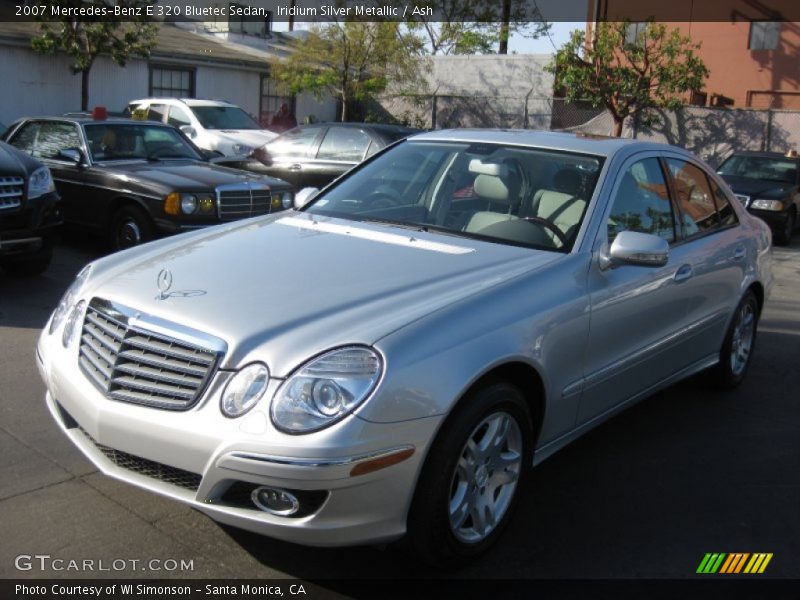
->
[404, 381, 532, 567]
[110, 205, 154, 251]
[705, 290, 759, 389]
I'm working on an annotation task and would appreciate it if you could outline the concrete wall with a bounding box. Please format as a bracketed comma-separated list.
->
[376, 54, 555, 129]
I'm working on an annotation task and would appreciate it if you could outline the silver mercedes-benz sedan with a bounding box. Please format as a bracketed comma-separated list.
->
[37, 130, 773, 566]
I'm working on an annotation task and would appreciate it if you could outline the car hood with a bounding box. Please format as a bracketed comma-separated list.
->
[98, 160, 289, 191]
[214, 129, 278, 147]
[720, 175, 794, 199]
[0, 141, 37, 176]
[85, 214, 561, 376]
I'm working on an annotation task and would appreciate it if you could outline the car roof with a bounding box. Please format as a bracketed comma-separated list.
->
[724, 150, 798, 160]
[130, 98, 235, 107]
[18, 116, 176, 126]
[407, 129, 678, 157]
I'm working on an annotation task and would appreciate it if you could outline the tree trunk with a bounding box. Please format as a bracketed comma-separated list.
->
[81, 69, 90, 111]
[612, 116, 624, 137]
[498, 0, 511, 54]
[340, 97, 348, 122]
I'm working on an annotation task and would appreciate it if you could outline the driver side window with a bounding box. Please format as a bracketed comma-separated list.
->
[607, 158, 676, 243]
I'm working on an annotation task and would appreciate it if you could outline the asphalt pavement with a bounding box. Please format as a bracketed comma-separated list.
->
[0, 232, 798, 588]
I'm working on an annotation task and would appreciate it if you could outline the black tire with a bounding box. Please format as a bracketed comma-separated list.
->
[705, 290, 759, 389]
[0, 245, 53, 277]
[404, 381, 533, 568]
[110, 205, 154, 251]
[774, 211, 795, 246]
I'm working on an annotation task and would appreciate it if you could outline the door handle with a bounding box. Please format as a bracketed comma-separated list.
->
[288, 164, 302, 171]
[732, 246, 746, 262]
[674, 264, 694, 283]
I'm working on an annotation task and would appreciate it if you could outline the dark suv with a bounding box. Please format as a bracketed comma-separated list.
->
[0, 141, 62, 275]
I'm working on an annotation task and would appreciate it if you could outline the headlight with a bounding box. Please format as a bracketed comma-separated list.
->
[271, 347, 382, 434]
[221, 363, 270, 418]
[281, 191, 293, 209]
[750, 199, 785, 211]
[180, 194, 198, 214]
[231, 143, 254, 155]
[49, 264, 92, 335]
[28, 167, 55, 200]
[62, 300, 86, 348]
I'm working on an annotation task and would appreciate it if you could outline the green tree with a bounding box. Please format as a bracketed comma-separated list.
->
[406, 0, 550, 55]
[273, 22, 422, 122]
[31, 0, 158, 111]
[547, 21, 709, 136]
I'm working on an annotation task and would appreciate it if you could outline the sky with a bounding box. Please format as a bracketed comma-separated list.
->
[271, 20, 582, 55]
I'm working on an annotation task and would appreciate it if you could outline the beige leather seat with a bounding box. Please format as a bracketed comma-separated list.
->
[464, 168, 520, 234]
[530, 168, 586, 243]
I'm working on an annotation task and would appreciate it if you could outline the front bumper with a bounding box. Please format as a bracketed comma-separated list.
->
[0, 190, 61, 257]
[747, 207, 791, 233]
[36, 329, 440, 547]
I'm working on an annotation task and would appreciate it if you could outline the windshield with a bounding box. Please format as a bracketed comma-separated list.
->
[305, 141, 603, 252]
[718, 155, 797, 183]
[84, 123, 203, 162]
[191, 106, 260, 130]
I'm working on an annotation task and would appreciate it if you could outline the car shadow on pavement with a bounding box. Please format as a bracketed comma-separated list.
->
[217, 322, 800, 582]
[0, 233, 105, 330]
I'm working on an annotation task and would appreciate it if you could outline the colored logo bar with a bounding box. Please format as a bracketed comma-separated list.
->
[697, 553, 773, 574]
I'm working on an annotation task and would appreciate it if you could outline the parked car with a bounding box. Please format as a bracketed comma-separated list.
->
[127, 98, 278, 157]
[4, 117, 293, 250]
[0, 141, 62, 275]
[717, 150, 799, 245]
[217, 123, 422, 189]
[37, 131, 772, 567]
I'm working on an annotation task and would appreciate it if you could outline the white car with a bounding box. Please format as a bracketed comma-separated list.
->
[128, 98, 277, 157]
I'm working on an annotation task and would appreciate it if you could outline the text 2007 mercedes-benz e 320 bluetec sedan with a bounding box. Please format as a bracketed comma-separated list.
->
[37, 130, 773, 566]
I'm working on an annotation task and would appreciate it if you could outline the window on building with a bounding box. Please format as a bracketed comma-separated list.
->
[260, 75, 294, 128]
[149, 66, 195, 98]
[749, 21, 780, 50]
[624, 22, 648, 45]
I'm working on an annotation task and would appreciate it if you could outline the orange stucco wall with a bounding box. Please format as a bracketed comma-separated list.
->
[585, 0, 800, 108]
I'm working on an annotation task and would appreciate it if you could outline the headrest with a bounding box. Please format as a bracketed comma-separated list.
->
[474, 174, 510, 203]
[469, 159, 508, 177]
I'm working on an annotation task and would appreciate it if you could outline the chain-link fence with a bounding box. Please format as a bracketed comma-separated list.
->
[373, 94, 800, 167]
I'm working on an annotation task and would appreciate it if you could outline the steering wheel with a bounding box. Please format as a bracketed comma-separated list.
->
[521, 216, 569, 247]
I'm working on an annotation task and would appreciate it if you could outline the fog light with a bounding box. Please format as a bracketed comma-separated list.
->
[251, 486, 300, 516]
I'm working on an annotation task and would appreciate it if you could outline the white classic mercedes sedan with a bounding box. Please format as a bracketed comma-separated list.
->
[37, 130, 773, 566]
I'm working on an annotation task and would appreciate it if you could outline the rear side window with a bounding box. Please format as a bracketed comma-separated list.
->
[607, 158, 676, 243]
[709, 179, 739, 227]
[666, 159, 719, 238]
[32, 122, 82, 160]
[316, 127, 371, 162]
[147, 104, 167, 122]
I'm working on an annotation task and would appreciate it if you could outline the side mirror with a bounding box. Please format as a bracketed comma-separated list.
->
[58, 148, 83, 165]
[599, 230, 669, 270]
[294, 187, 319, 210]
[180, 125, 197, 139]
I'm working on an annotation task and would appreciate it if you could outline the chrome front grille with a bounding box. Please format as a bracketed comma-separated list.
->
[78, 298, 223, 411]
[78, 426, 202, 491]
[217, 183, 278, 221]
[0, 176, 24, 211]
